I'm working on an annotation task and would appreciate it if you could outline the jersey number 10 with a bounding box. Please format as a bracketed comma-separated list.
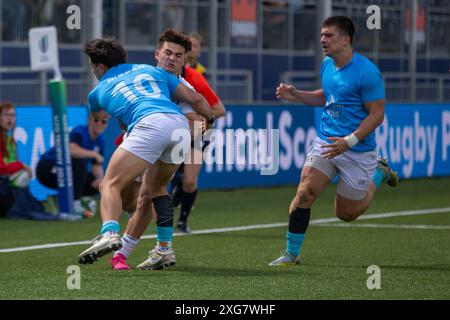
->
[111, 74, 162, 102]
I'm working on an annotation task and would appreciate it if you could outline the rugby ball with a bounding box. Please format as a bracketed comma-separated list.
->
[10, 169, 30, 188]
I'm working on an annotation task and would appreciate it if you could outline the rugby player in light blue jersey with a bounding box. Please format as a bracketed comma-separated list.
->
[77, 38, 214, 265]
[270, 16, 399, 266]
[110, 29, 223, 271]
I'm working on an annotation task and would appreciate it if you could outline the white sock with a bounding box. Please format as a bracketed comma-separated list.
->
[103, 231, 119, 237]
[115, 234, 139, 259]
[156, 241, 172, 251]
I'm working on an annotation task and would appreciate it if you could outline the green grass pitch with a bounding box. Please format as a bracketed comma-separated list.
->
[0, 177, 449, 299]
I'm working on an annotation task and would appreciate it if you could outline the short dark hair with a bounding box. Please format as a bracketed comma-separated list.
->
[322, 16, 356, 45]
[157, 28, 192, 53]
[83, 38, 127, 68]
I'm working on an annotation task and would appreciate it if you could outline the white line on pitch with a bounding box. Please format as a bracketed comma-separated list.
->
[0, 207, 449, 253]
[316, 223, 450, 230]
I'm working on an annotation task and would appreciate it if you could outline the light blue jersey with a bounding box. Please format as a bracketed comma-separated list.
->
[319, 52, 385, 152]
[88, 64, 183, 132]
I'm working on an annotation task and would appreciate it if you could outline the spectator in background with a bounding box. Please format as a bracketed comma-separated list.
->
[36, 113, 110, 217]
[0, 102, 32, 186]
[0, 102, 79, 221]
[186, 32, 207, 77]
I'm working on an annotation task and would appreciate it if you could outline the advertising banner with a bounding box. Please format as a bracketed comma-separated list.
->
[15, 104, 450, 200]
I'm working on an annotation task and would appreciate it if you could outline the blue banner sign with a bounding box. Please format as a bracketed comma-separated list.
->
[199, 105, 317, 188]
[375, 104, 450, 179]
[15, 106, 87, 201]
[15, 104, 450, 201]
[199, 104, 450, 188]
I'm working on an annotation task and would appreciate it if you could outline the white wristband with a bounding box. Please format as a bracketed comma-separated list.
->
[344, 134, 359, 148]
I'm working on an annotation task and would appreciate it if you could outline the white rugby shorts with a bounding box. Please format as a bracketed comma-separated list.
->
[304, 137, 377, 200]
[120, 113, 190, 165]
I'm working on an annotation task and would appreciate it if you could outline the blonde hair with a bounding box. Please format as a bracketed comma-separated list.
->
[189, 32, 203, 48]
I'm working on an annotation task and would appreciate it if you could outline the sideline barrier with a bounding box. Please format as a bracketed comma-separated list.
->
[15, 104, 450, 200]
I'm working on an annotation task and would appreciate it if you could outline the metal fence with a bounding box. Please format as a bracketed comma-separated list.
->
[1, 0, 450, 104]
[2, 1, 450, 54]
[383, 72, 450, 103]
[213, 69, 253, 104]
[0, 67, 90, 105]
[281, 71, 450, 103]
[0, 67, 253, 105]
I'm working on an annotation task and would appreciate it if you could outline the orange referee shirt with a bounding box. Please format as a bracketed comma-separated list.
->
[182, 66, 220, 108]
